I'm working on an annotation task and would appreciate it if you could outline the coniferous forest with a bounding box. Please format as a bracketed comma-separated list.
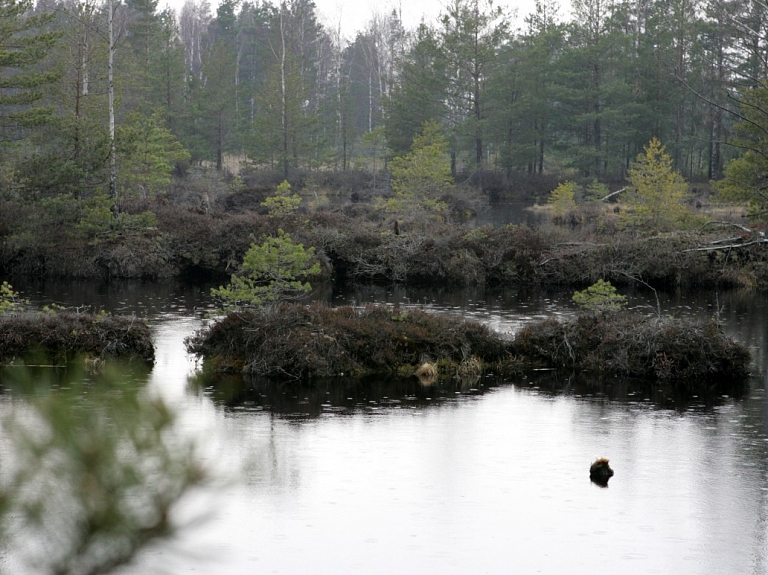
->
[5, 0, 767, 189]
[1, 0, 767, 283]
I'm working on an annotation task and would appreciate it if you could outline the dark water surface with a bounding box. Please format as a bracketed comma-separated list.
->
[3, 278, 768, 574]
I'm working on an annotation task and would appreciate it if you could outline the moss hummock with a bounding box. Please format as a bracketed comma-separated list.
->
[187, 304, 752, 396]
[186, 303, 507, 380]
[0, 312, 155, 365]
[510, 312, 751, 392]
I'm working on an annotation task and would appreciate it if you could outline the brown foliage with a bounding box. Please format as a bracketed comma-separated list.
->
[187, 304, 751, 394]
[1, 193, 766, 289]
[186, 303, 508, 380]
[0, 313, 155, 364]
[510, 312, 751, 392]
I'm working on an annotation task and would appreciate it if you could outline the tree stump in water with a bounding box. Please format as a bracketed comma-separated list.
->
[590, 457, 614, 486]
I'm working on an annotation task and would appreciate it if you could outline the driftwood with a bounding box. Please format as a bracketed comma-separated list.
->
[684, 221, 767, 252]
[684, 238, 768, 252]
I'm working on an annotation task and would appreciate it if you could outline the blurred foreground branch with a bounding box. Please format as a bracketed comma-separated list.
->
[0, 363, 208, 575]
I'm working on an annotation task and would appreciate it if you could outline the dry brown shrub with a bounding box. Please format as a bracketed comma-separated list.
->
[186, 303, 508, 380]
[511, 311, 750, 391]
[0, 313, 154, 364]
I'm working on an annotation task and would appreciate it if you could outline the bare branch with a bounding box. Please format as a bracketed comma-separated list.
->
[683, 238, 768, 252]
[600, 187, 626, 202]
[699, 220, 753, 234]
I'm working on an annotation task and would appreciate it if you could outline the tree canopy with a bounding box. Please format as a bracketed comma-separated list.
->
[0, 0, 763, 210]
[0, 0, 58, 146]
[211, 229, 320, 312]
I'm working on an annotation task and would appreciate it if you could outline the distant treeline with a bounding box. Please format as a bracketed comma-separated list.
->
[1, 0, 765, 202]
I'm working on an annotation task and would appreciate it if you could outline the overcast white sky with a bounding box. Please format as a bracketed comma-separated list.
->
[160, 0, 544, 42]
[311, 0, 538, 40]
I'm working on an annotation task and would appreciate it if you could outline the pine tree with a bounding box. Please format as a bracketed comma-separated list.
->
[385, 24, 446, 158]
[198, 37, 238, 170]
[211, 229, 320, 312]
[380, 120, 452, 214]
[17, 0, 114, 200]
[715, 85, 768, 221]
[0, 0, 59, 145]
[117, 110, 190, 203]
[438, 0, 509, 185]
[621, 137, 690, 231]
[489, 0, 564, 176]
[547, 181, 579, 218]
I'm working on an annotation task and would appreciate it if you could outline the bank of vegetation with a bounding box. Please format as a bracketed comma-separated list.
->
[186, 304, 507, 378]
[0, 312, 155, 366]
[2, 185, 767, 291]
[513, 313, 751, 392]
[0, 285, 154, 365]
[2, 132, 766, 290]
[187, 263, 752, 392]
[186, 302, 751, 396]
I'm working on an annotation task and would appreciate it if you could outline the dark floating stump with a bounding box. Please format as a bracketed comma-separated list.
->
[590, 457, 614, 487]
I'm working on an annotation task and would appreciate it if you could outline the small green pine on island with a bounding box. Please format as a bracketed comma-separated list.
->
[0, 281, 27, 314]
[572, 279, 627, 313]
[378, 120, 451, 215]
[211, 229, 320, 312]
[620, 138, 691, 232]
[547, 181, 579, 218]
[261, 180, 302, 216]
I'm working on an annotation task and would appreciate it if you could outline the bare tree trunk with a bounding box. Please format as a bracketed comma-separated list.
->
[473, 18, 483, 190]
[593, 63, 601, 177]
[538, 137, 544, 174]
[280, 10, 288, 180]
[74, 10, 88, 167]
[109, 0, 118, 219]
[368, 69, 373, 133]
[216, 113, 223, 171]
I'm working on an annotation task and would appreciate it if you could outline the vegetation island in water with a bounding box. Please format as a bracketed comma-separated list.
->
[0, 0, 766, 395]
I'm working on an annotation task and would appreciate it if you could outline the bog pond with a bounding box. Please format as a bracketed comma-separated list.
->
[2, 278, 768, 575]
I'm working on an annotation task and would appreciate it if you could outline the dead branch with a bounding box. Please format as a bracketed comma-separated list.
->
[539, 242, 607, 266]
[683, 238, 768, 252]
[710, 236, 745, 245]
[600, 188, 626, 202]
[699, 220, 754, 234]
